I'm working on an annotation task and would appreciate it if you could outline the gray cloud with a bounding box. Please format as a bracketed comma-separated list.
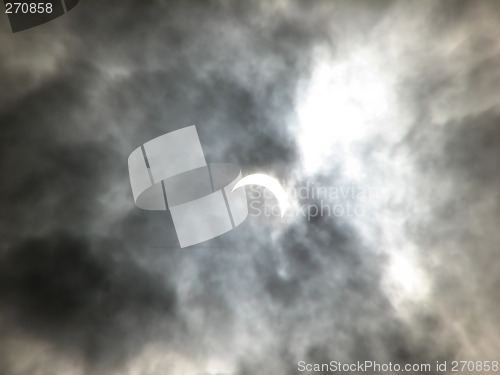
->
[0, 0, 499, 374]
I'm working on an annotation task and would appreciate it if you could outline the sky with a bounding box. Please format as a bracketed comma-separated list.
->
[0, 1, 499, 374]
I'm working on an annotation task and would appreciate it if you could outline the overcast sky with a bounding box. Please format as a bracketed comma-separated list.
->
[1, 1, 499, 374]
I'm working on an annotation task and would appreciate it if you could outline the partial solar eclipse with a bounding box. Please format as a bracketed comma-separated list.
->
[232, 174, 289, 217]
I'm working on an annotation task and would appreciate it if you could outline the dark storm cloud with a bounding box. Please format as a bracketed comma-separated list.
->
[405, 107, 500, 359]
[0, 232, 178, 372]
[442, 109, 500, 183]
[0, 63, 113, 239]
[1, 0, 344, 371]
[1, 0, 500, 374]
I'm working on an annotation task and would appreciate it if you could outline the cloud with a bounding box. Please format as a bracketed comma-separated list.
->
[0, 0, 499, 374]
